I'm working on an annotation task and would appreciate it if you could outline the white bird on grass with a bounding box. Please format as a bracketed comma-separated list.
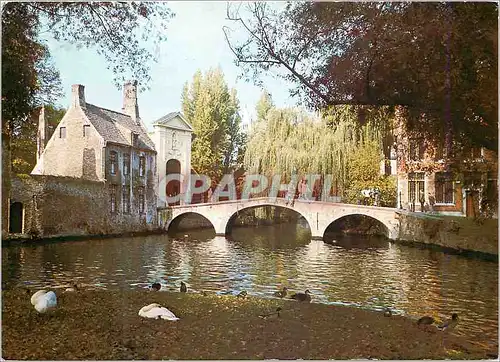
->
[31, 290, 57, 313]
[138, 303, 179, 321]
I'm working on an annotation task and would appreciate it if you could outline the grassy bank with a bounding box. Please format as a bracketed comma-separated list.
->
[2, 289, 493, 360]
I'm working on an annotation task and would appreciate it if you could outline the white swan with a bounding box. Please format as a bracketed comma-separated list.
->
[138, 303, 179, 321]
[31, 290, 57, 313]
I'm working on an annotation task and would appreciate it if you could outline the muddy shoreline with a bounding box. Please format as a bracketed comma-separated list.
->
[2, 290, 496, 360]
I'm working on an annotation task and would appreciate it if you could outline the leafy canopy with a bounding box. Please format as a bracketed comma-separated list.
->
[225, 2, 498, 150]
[2, 1, 174, 132]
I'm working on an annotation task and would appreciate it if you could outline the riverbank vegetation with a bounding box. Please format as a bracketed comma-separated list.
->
[2, 289, 492, 360]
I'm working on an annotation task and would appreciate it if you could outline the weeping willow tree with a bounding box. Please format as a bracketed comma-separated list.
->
[244, 104, 394, 198]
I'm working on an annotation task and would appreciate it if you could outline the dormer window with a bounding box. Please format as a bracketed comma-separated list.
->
[132, 132, 139, 147]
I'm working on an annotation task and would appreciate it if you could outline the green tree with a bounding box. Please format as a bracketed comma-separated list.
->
[346, 140, 396, 207]
[245, 103, 392, 195]
[255, 90, 274, 122]
[223, 89, 246, 172]
[11, 105, 66, 175]
[225, 2, 497, 151]
[181, 68, 244, 182]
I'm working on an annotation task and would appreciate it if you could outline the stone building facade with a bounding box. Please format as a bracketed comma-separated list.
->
[9, 175, 158, 237]
[150, 112, 193, 207]
[10, 81, 158, 236]
[393, 108, 498, 217]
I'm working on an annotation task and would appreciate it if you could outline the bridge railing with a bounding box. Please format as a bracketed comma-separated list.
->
[161, 196, 397, 212]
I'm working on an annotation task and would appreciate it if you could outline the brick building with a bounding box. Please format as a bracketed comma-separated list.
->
[393, 108, 498, 217]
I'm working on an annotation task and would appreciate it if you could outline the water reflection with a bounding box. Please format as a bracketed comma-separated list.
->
[2, 224, 498, 347]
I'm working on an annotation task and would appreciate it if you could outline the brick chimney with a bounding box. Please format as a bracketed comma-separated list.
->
[122, 80, 140, 123]
[37, 106, 46, 162]
[72, 84, 86, 109]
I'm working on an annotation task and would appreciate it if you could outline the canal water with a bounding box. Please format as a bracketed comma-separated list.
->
[2, 223, 498, 349]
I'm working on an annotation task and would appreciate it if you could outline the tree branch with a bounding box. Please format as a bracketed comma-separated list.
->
[222, 26, 280, 65]
[86, 3, 129, 54]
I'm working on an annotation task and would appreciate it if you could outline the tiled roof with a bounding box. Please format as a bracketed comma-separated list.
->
[84, 103, 156, 152]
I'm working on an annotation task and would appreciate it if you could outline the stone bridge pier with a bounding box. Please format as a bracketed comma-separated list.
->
[162, 197, 400, 240]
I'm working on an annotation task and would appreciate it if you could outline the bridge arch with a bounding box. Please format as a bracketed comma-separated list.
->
[224, 203, 313, 235]
[323, 212, 394, 239]
[324, 214, 389, 238]
[166, 211, 215, 236]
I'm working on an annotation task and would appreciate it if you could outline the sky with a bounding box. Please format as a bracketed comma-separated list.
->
[45, 2, 298, 131]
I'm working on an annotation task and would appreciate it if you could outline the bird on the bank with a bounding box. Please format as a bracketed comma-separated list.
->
[259, 307, 282, 319]
[237, 290, 247, 298]
[31, 290, 57, 313]
[290, 289, 311, 302]
[180, 281, 187, 293]
[273, 287, 288, 298]
[150, 283, 161, 291]
[384, 307, 392, 317]
[437, 313, 459, 331]
[417, 316, 435, 326]
[138, 303, 179, 321]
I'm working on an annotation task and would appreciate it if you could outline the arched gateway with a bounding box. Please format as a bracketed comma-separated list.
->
[164, 197, 400, 240]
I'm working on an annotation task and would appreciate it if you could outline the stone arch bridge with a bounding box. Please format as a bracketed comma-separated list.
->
[162, 197, 400, 240]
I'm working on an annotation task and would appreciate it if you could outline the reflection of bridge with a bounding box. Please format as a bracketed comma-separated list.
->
[163, 197, 400, 240]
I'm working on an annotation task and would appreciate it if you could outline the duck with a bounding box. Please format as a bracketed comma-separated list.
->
[273, 287, 288, 298]
[150, 283, 161, 291]
[180, 281, 187, 293]
[290, 289, 311, 302]
[384, 307, 392, 317]
[138, 303, 179, 321]
[237, 290, 247, 298]
[259, 307, 282, 319]
[31, 290, 57, 313]
[417, 316, 435, 326]
[437, 313, 459, 331]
